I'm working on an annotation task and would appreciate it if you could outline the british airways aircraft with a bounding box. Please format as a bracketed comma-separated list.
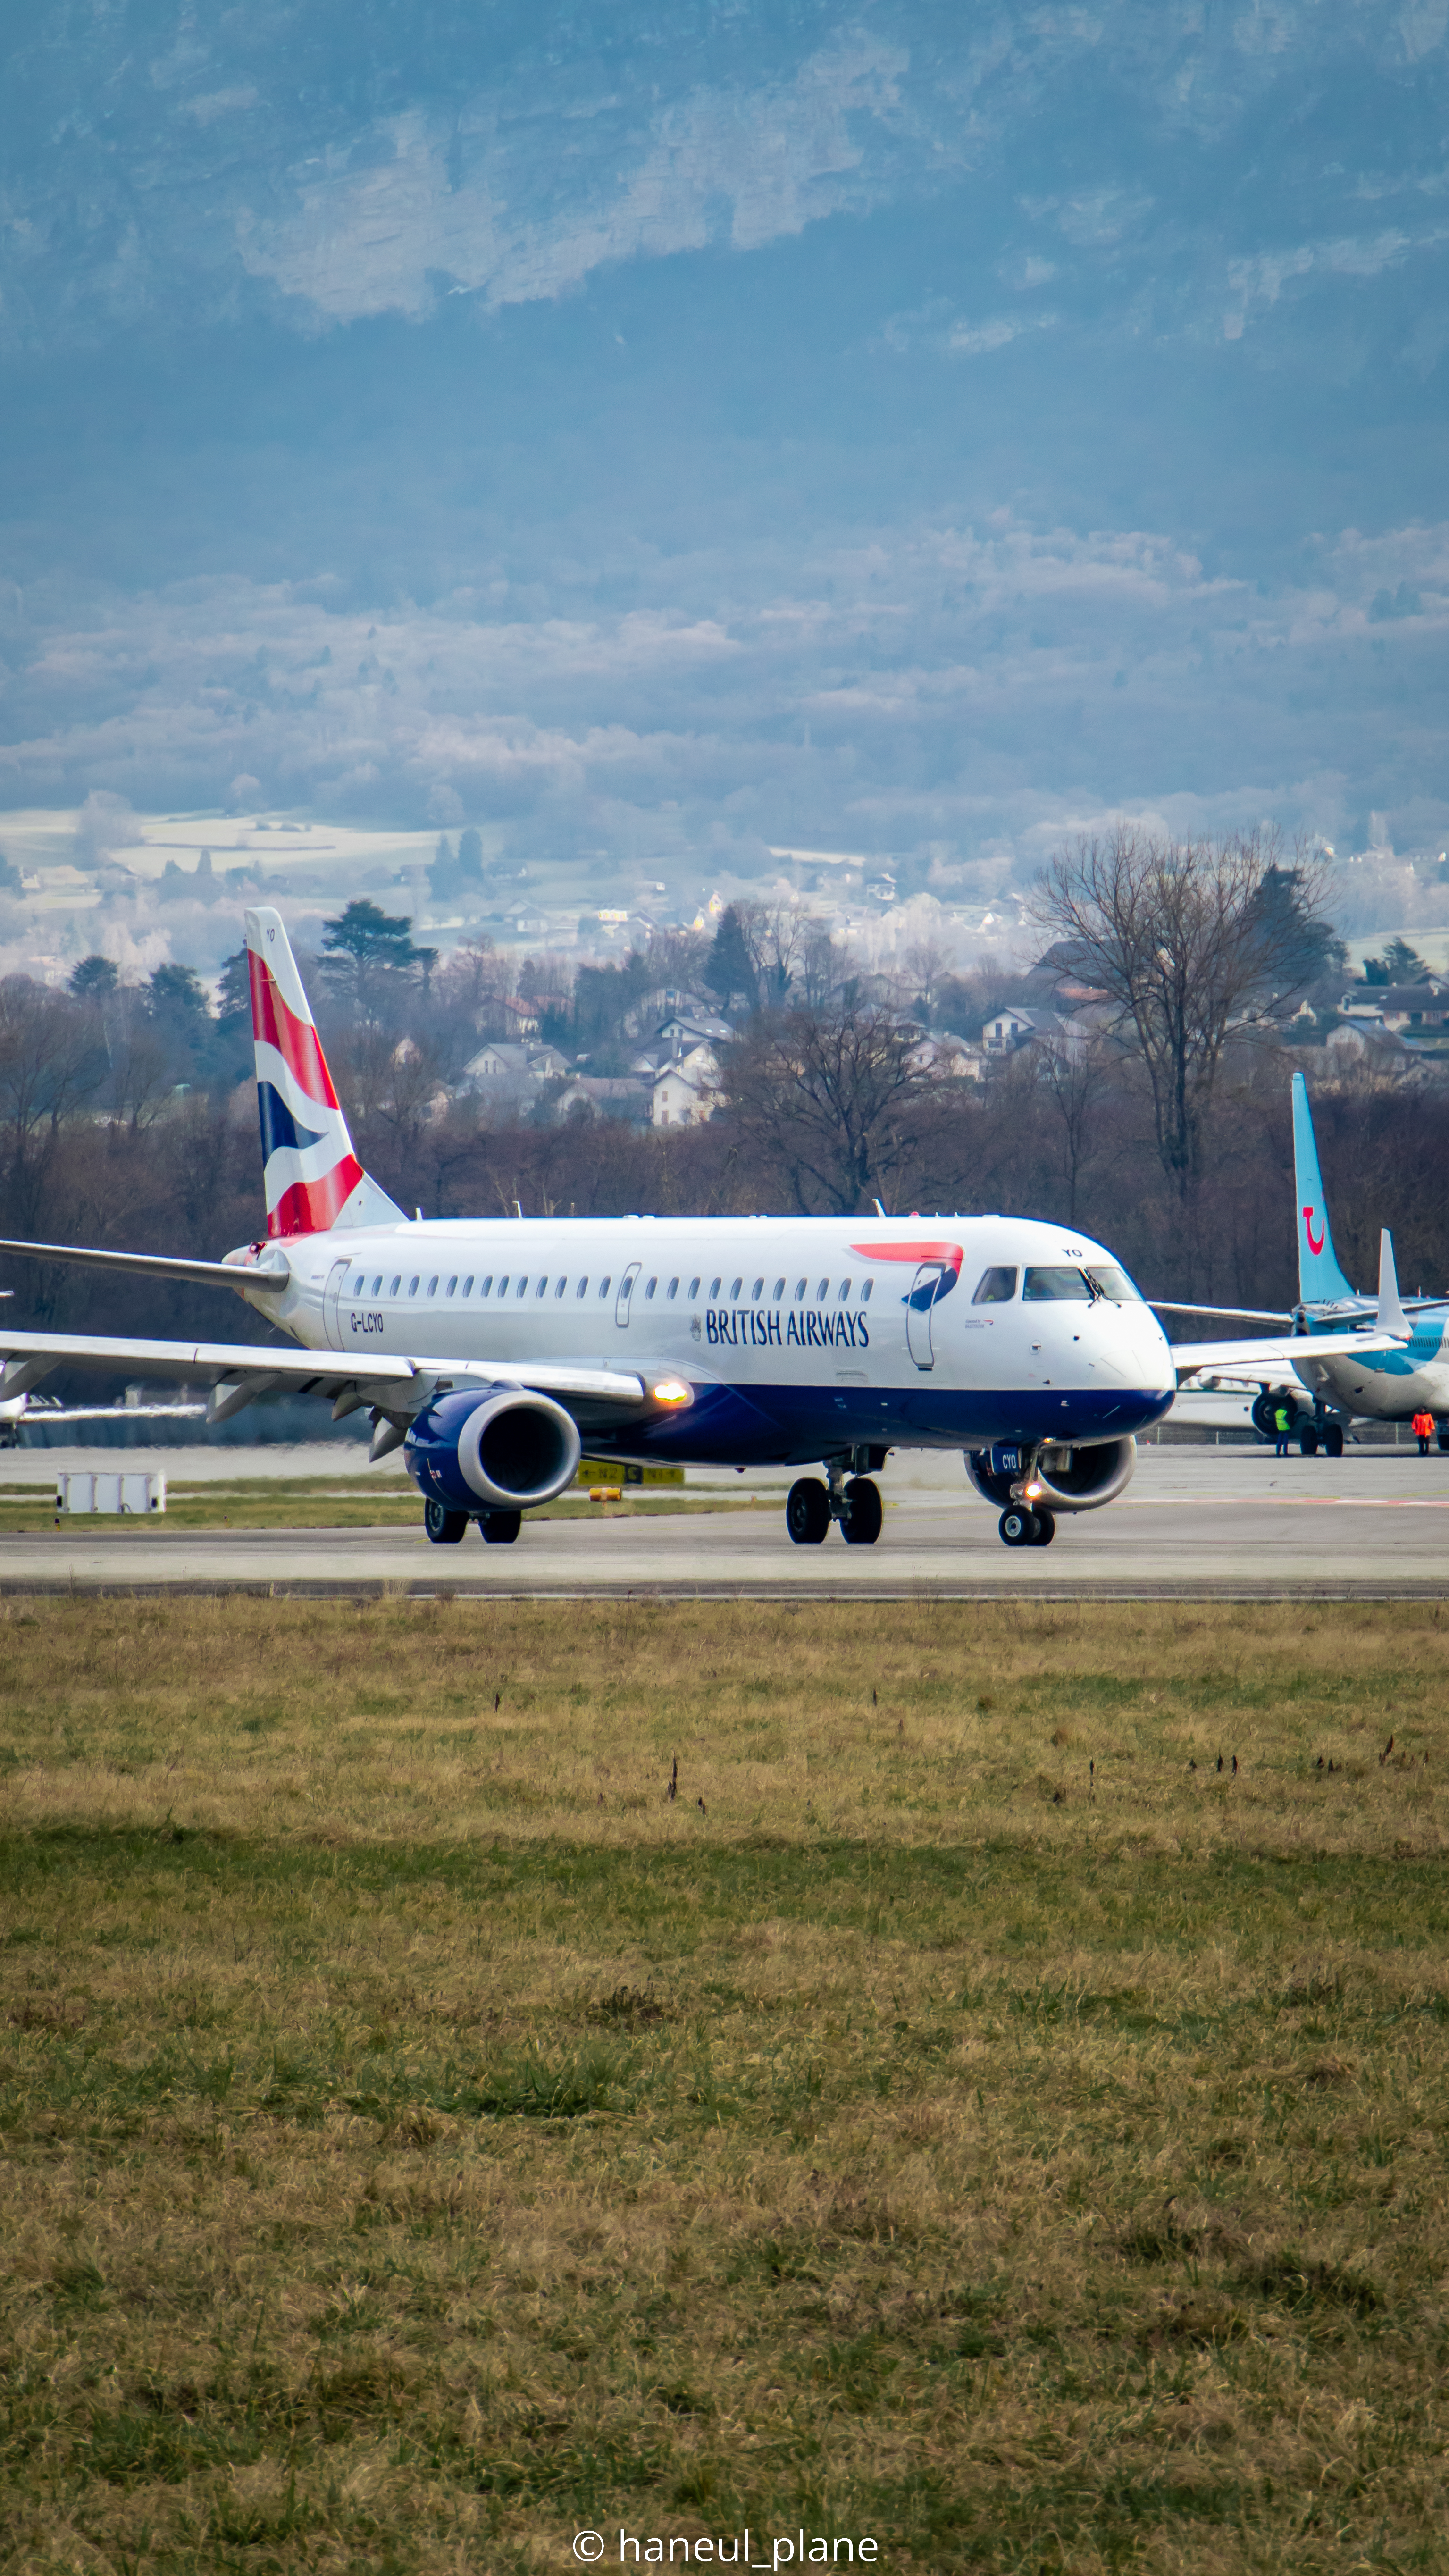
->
[0, 910, 1382, 1549]
[1168, 1072, 1448, 1453]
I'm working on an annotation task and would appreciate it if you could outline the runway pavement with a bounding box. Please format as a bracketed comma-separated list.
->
[2, 1445, 1447, 1598]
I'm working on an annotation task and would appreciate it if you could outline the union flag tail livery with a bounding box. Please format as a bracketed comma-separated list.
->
[1290, 1069, 1355, 1306]
[245, 908, 403, 1238]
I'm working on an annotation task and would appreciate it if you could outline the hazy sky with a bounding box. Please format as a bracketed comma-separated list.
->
[2, 0, 1447, 886]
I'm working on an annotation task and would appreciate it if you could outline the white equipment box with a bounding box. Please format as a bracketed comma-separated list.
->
[56, 1472, 167, 1515]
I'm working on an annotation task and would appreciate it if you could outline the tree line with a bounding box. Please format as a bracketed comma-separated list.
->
[3, 833, 1447, 1380]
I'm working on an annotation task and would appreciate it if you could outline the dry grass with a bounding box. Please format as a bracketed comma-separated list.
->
[2, 1600, 1448, 2574]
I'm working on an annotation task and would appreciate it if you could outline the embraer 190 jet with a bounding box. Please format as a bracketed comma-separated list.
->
[0, 913, 1401, 1547]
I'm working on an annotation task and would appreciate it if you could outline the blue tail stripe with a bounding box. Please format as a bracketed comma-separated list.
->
[258, 1080, 326, 1166]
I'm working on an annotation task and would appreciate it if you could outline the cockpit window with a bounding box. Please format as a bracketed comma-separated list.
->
[1022, 1266, 1094, 1302]
[972, 1266, 1018, 1304]
[1084, 1265, 1142, 1303]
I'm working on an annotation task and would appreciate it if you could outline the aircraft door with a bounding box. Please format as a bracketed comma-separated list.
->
[906, 1263, 944, 1370]
[615, 1262, 641, 1329]
[323, 1257, 350, 1351]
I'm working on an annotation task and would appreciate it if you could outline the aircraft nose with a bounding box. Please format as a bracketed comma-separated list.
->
[1097, 1303, 1175, 1395]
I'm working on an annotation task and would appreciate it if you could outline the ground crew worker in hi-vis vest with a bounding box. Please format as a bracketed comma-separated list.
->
[1274, 1401, 1294, 1458]
[1412, 1409, 1434, 1457]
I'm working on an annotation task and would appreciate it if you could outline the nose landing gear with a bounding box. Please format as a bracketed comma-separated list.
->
[998, 1506, 1055, 1548]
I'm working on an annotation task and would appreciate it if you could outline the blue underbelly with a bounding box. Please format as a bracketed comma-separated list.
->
[585, 1378, 1175, 1467]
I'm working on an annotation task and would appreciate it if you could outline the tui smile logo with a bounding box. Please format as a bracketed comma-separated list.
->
[1302, 1205, 1325, 1257]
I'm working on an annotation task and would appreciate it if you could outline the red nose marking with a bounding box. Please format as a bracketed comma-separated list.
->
[1302, 1206, 1325, 1257]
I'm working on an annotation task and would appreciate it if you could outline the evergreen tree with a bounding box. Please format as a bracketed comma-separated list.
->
[321, 900, 422, 973]
[215, 948, 251, 1024]
[69, 955, 119, 1002]
[704, 906, 759, 1012]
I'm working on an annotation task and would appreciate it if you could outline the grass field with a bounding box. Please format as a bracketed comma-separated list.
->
[2, 1597, 1448, 2575]
[0, 1481, 761, 1534]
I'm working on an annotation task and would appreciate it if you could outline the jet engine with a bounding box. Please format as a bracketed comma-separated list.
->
[404, 1387, 582, 1516]
[965, 1435, 1137, 1515]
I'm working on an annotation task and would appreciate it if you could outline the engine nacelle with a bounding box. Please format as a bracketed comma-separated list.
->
[1250, 1388, 1309, 1439]
[965, 1435, 1137, 1516]
[404, 1388, 582, 1515]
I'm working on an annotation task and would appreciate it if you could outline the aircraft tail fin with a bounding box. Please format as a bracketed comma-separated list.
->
[244, 908, 405, 1239]
[1291, 1071, 1355, 1305]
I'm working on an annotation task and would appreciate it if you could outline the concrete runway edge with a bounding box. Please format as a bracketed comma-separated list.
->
[4, 1447, 1448, 1601]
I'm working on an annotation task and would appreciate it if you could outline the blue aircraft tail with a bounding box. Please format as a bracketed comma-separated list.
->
[1291, 1071, 1355, 1304]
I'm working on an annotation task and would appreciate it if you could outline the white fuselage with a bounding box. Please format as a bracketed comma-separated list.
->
[235, 1211, 1176, 1467]
[1292, 1314, 1449, 1425]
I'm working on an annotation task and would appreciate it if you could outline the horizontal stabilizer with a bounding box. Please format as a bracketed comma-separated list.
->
[1150, 1299, 1294, 1323]
[0, 1236, 289, 1292]
[1174, 1326, 1408, 1381]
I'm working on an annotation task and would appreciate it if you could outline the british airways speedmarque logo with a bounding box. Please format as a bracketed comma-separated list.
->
[850, 1238, 964, 1309]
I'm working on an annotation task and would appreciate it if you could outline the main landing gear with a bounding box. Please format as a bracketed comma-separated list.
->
[998, 1505, 1055, 1548]
[786, 1452, 885, 1546]
[424, 1499, 522, 1545]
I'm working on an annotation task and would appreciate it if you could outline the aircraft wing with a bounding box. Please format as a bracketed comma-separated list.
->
[1173, 1329, 1407, 1381]
[0, 1326, 648, 1421]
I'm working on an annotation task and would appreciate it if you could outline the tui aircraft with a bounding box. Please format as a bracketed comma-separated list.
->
[1164, 1071, 1443, 1454]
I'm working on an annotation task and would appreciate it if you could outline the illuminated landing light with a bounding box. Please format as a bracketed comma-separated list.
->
[651, 1378, 692, 1406]
[1022, 1478, 1045, 1500]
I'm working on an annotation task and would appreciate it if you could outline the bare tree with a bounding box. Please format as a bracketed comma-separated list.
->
[0, 977, 105, 1233]
[1033, 1031, 1112, 1229]
[717, 999, 940, 1214]
[735, 902, 815, 1007]
[901, 935, 955, 1019]
[1031, 827, 1331, 1198]
[99, 990, 181, 1135]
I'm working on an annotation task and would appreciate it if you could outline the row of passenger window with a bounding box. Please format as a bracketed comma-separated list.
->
[346, 1268, 879, 1305]
[343, 1259, 1139, 1307]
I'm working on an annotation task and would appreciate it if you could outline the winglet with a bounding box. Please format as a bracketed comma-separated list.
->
[1377, 1229, 1410, 1339]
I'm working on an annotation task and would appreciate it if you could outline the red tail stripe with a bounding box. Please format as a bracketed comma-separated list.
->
[268, 1157, 363, 1241]
[249, 951, 343, 1114]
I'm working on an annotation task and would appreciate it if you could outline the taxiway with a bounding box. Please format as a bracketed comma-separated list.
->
[1, 1446, 1445, 1597]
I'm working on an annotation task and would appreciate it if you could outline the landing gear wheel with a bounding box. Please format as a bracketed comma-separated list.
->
[1324, 1425, 1344, 1459]
[786, 1477, 831, 1544]
[1438, 1428, 1449, 1455]
[479, 1511, 522, 1544]
[999, 1507, 1039, 1547]
[840, 1477, 883, 1545]
[1299, 1427, 1319, 1457]
[1029, 1509, 1056, 1546]
[424, 1499, 469, 1544]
